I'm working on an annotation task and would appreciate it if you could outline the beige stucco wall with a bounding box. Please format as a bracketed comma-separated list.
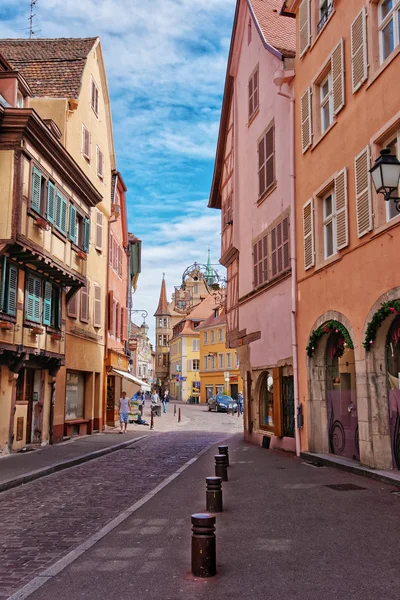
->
[0, 151, 14, 240]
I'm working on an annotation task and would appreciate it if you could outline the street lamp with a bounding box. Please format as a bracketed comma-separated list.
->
[370, 148, 400, 212]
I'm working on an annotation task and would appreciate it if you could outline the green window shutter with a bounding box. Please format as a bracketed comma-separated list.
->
[26, 274, 41, 323]
[31, 167, 42, 213]
[7, 264, 18, 316]
[68, 205, 77, 243]
[83, 218, 90, 252]
[55, 192, 62, 231]
[57, 288, 62, 328]
[42, 281, 52, 326]
[46, 182, 55, 223]
[55, 192, 68, 235]
[0, 256, 6, 312]
[61, 197, 68, 235]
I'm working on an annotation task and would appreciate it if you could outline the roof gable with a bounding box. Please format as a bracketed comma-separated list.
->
[0, 38, 97, 98]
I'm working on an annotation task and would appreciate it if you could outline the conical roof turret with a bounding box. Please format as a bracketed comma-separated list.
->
[204, 249, 215, 285]
[154, 274, 170, 316]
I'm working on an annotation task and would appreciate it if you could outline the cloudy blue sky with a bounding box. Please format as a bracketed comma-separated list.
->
[0, 0, 235, 342]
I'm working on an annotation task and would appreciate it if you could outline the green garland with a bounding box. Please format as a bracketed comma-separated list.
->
[306, 320, 354, 358]
[363, 301, 400, 351]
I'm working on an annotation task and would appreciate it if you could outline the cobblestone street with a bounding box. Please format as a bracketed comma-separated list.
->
[0, 405, 239, 599]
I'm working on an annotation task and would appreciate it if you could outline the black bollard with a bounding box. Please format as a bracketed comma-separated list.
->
[150, 409, 154, 430]
[174, 403, 176, 416]
[218, 445, 229, 467]
[178, 407, 181, 423]
[215, 454, 228, 482]
[191, 513, 216, 578]
[206, 477, 223, 513]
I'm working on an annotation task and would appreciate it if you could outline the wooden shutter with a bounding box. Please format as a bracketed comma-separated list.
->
[93, 284, 102, 328]
[331, 39, 345, 115]
[26, 274, 41, 323]
[224, 193, 233, 227]
[68, 205, 77, 243]
[303, 199, 315, 270]
[46, 182, 55, 223]
[301, 87, 312, 153]
[83, 218, 91, 253]
[56, 192, 67, 234]
[95, 210, 103, 251]
[115, 302, 120, 338]
[118, 246, 122, 277]
[113, 239, 118, 270]
[265, 125, 275, 190]
[248, 75, 253, 118]
[355, 146, 372, 237]
[282, 216, 290, 269]
[0, 257, 5, 311]
[109, 233, 113, 266]
[258, 136, 265, 196]
[335, 168, 349, 250]
[187, 360, 193, 372]
[351, 8, 367, 93]
[97, 147, 104, 178]
[31, 167, 42, 213]
[42, 281, 52, 326]
[67, 290, 78, 318]
[253, 241, 258, 287]
[61, 196, 67, 235]
[108, 290, 114, 332]
[299, 0, 310, 57]
[122, 307, 128, 341]
[7, 264, 18, 316]
[80, 279, 89, 323]
[82, 125, 91, 159]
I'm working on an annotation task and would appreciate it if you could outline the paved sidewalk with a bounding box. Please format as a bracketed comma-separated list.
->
[21, 435, 400, 600]
[0, 430, 148, 492]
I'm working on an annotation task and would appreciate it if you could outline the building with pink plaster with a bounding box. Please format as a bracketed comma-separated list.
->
[209, 0, 297, 450]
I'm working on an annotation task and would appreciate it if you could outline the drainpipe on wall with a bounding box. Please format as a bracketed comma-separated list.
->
[274, 69, 301, 457]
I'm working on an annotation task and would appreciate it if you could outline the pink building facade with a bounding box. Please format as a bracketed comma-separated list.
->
[209, 0, 297, 449]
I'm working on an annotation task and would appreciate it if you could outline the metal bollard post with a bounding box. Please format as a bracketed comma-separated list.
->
[191, 513, 216, 578]
[214, 454, 228, 482]
[150, 409, 154, 430]
[218, 445, 229, 467]
[178, 407, 181, 423]
[206, 477, 223, 513]
[174, 403, 176, 417]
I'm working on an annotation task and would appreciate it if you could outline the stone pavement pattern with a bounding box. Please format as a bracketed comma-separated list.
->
[0, 429, 228, 600]
[24, 437, 400, 600]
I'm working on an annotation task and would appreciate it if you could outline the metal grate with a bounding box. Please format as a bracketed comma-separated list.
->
[325, 483, 366, 491]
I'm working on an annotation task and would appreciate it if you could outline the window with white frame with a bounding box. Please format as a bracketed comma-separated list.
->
[192, 359, 200, 370]
[319, 72, 333, 133]
[192, 339, 200, 351]
[96, 146, 104, 179]
[218, 328, 223, 342]
[248, 65, 259, 120]
[193, 284, 198, 294]
[204, 356, 208, 370]
[317, 0, 334, 33]
[218, 353, 224, 369]
[211, 354, 216, 369]
[210, 329, 215, 343]
[386, 133, 400, 221]
[235, 352, 239, 368]
[226, 352, 232, 368]
[378, 0, 400, 63]
[204, 331, 208, 344]
[323, 189, 336, 258]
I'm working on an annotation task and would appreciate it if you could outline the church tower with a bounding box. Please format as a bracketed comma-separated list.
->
[154, 274, 171, 388]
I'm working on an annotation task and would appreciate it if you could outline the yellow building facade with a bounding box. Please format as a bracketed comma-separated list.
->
[199, 311, 243, 404]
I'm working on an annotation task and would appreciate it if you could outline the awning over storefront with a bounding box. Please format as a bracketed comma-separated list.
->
[111, 369, 151, 392]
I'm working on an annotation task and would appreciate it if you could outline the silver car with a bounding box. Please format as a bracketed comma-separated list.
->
[207, 395, 238, 413]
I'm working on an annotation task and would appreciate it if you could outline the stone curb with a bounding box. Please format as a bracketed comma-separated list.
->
[0, 435, 148, 494]
[300, 451, 400, 488]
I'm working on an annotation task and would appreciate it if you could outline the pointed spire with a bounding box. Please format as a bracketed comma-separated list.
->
[154, 274, 170, 316]
[205, 248, 215, 285]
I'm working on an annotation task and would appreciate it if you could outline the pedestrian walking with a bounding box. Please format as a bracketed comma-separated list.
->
[238, 392, 244, 415]
[162, 391, 168, 413]
[119, 391, 130, 433]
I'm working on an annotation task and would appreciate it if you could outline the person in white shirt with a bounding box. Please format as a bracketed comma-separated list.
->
[119, 391, 130, 433]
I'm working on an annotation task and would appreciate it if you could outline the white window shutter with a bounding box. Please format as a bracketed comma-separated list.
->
[335, 168, 349, 250]
[187, 359, 192, 372]
[354, 146, 372, 237]
[351, 8, 368, 93]
[331, 39, 345, 115]
[299, 0, 311, 58]
[93, 284, 102, 328]
[95, 209, 103, 251]
[301, 87, 312, 153]
[303, 198, 315, 270]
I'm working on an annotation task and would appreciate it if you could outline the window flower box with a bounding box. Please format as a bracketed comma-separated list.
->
[30, 325, 44, 335]
[34, 216, 49, 231]
[77, 249, 87, 260]
[0, 321, 13, 331]
[50, 331, 62, 341]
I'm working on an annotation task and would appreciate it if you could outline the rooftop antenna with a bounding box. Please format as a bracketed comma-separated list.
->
[29, 0, 38, 38]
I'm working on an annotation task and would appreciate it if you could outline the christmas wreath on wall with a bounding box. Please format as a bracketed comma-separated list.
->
[363, 301, 400, 351]
[306, 320, 354, 358]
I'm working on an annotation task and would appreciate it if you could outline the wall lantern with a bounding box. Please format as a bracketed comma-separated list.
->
[370, 148, 400, 212]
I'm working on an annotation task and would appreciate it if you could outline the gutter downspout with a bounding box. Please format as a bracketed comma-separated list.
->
[275, 71, 301, 457]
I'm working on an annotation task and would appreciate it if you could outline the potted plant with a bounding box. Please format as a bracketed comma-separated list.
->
[0, 321, 13, 331]
[51, 331, 62, 341]
[34, 216, 49, 231]
[77, 249, 87, 260]
[30, 325, 44, 335]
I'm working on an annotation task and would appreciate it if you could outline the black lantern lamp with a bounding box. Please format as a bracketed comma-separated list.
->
[370, 148, 400, 212]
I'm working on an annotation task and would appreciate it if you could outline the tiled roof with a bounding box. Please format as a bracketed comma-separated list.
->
[187, 295, 217, 320]
[197, 310, 226, 331]
[249, 0, 296, 57]
[0, 38, 97, 98]
[154, 276, 170, 316]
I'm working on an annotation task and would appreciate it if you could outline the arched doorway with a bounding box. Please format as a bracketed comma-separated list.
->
[325, 331, 359, 460]
[386, 315, 400, 469]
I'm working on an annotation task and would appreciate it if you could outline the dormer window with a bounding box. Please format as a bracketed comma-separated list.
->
[16, 90, 24, 108]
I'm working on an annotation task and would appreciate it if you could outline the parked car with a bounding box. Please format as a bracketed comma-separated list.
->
[208, 395, 238, 413]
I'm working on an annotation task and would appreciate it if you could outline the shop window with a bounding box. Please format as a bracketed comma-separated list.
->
[206, 385, 214, 400]
[386, 315, 400, 468]
[216, 385, 224, 395]
[259, 371, 274, 431]
[65, 371, 85, 420]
